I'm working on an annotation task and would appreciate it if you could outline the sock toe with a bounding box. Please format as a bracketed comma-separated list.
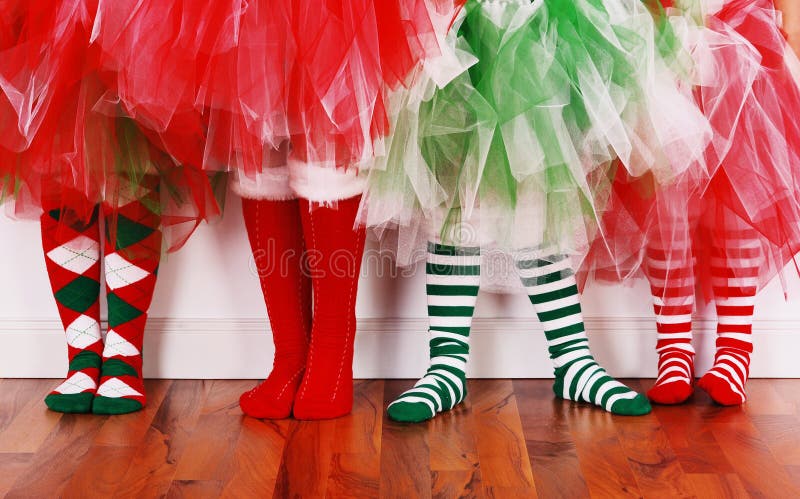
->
[92, 396, 143, 415]
[292, 395, 353, 420]
[387, 401, 436, 423]
[45, 392, 94, 414]
[647, 380, 694, 405]
[698, 373, 745, 406]
[610, 393, 652, 416]
[239, 390, 292, 419]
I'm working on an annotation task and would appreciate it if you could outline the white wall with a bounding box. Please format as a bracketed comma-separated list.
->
[2, 194, 799, 379]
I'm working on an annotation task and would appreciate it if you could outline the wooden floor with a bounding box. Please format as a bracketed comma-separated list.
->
[0, 379, 799, 498]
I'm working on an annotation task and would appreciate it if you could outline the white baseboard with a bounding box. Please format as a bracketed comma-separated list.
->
[0, 317, 798, 379]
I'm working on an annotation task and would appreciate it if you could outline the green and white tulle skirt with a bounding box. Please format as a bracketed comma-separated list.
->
[358, 0, 711, 269]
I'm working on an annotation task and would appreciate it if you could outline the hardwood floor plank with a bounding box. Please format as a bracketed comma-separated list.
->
[93, 380, 172, 447]
[173, 413, 243, 481]
[428, 397, 479, 472]
[744, 380, 796, 416]
[327, 452, 381, 498]
[62, 445, 138, 498]
[431, 470, 484, 499]
[710, 418, 800, 497]
[327, 381, 384, 498]
[470, 380, 536, 495]
[0, 379, 62, 453]
[771, 379, 800, 414]
[272, 419, 337, 498]
[750, 414, 800, 466]
[5, 414, 106, 498]
[566, 406, 641, 497]
[426, 392, 482, 496]
[220, 418, 287, 498]
[785, 465, 800, 488]
[653, 403, 735, 474]
[200, 379, 255, 416]
[684, 473, 750, 498]
[614, 410, 696, 497]
[112, 380, 209, 497]
[0, 379, 797, 498]
[379, 379, 432, 499]
[514, 379, 590, 498]
[0, 453, 33, 497]
[166, 480, 223, 498]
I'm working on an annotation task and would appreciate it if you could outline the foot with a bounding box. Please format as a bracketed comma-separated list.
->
[240, 366, 305, 419]
[45, 351, 102, 414]
[696, 347, 749, 406]
[92, 359, 146, 415]
[292, 373, 354, 421]
[553, 360, 651, 416]
[292, 361, 354, 420]
[647, 379, 694, 405]
[647, 349, 695, 405]
[697, 371, 746, 406]
[387, 371, 467, 423]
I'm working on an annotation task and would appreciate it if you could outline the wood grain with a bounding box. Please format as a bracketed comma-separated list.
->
[0, 378, 797, 498]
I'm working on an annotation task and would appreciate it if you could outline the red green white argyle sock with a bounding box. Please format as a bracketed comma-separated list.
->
[41, 205, 103, 413]
[93, 185, 162, 415]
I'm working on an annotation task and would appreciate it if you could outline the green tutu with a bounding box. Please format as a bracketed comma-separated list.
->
[359, 0, 710, 264]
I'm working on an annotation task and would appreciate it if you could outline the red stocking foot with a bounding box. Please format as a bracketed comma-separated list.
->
[697, 371, 746, 406]
[239, 368, 305, 419]
[647, 379, 693, 405]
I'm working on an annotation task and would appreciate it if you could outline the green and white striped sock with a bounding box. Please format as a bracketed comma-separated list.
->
[387, 242, 480, 423]
[517, 251, 651, 416]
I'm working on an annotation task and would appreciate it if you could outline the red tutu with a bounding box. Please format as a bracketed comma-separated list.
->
[0, 1, 220, 250]
[286, 0, 449, 169]
[582, 0, 800, 298]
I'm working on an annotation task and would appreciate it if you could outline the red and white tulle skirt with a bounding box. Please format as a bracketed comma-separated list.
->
[0, 1, 220, 250]
[582, 0, 800, 298]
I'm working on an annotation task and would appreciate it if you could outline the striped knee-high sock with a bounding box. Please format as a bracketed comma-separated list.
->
[645, 241, 696, 404]
[387, 242, 480, 423]
[41, 205, 103, 413]
[516, 251, 651, 416]
[698, 231, 760, 406]
[93, 181, 162, 415]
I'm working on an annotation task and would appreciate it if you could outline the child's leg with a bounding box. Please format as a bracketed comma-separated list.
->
[41, 204, 103, 413]
[645, 237, 696, 404]
[387, 242, 480, 423]
[239, 197, 312, 419]
[516, 250, 651, 416]
[698, 224, 760, 405]
[291, 195, 367, 420]
[93, 180, 162, 415]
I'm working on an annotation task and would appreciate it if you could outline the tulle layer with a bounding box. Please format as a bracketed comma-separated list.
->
[359, 0, 711, 268]
[581, 0, 800, 299]
[0, 1, 221, 251]
[91, 0, 460, 179]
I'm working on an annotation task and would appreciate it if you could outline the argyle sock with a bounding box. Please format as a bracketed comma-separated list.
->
[645, 240, 696, 404]
[387, 242, 480, 423]
[292, 195, 367, 420]
[698, 229, 760, 406]
[239, 198, 312, 419]
[93, 182, 162, 415]
[41, 205, 103, 413]
[517, 251, 651, 416]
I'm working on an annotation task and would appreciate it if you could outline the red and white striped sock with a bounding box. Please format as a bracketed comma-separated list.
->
[698, 232, 759, 406]
[645, 242, 696, 404]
